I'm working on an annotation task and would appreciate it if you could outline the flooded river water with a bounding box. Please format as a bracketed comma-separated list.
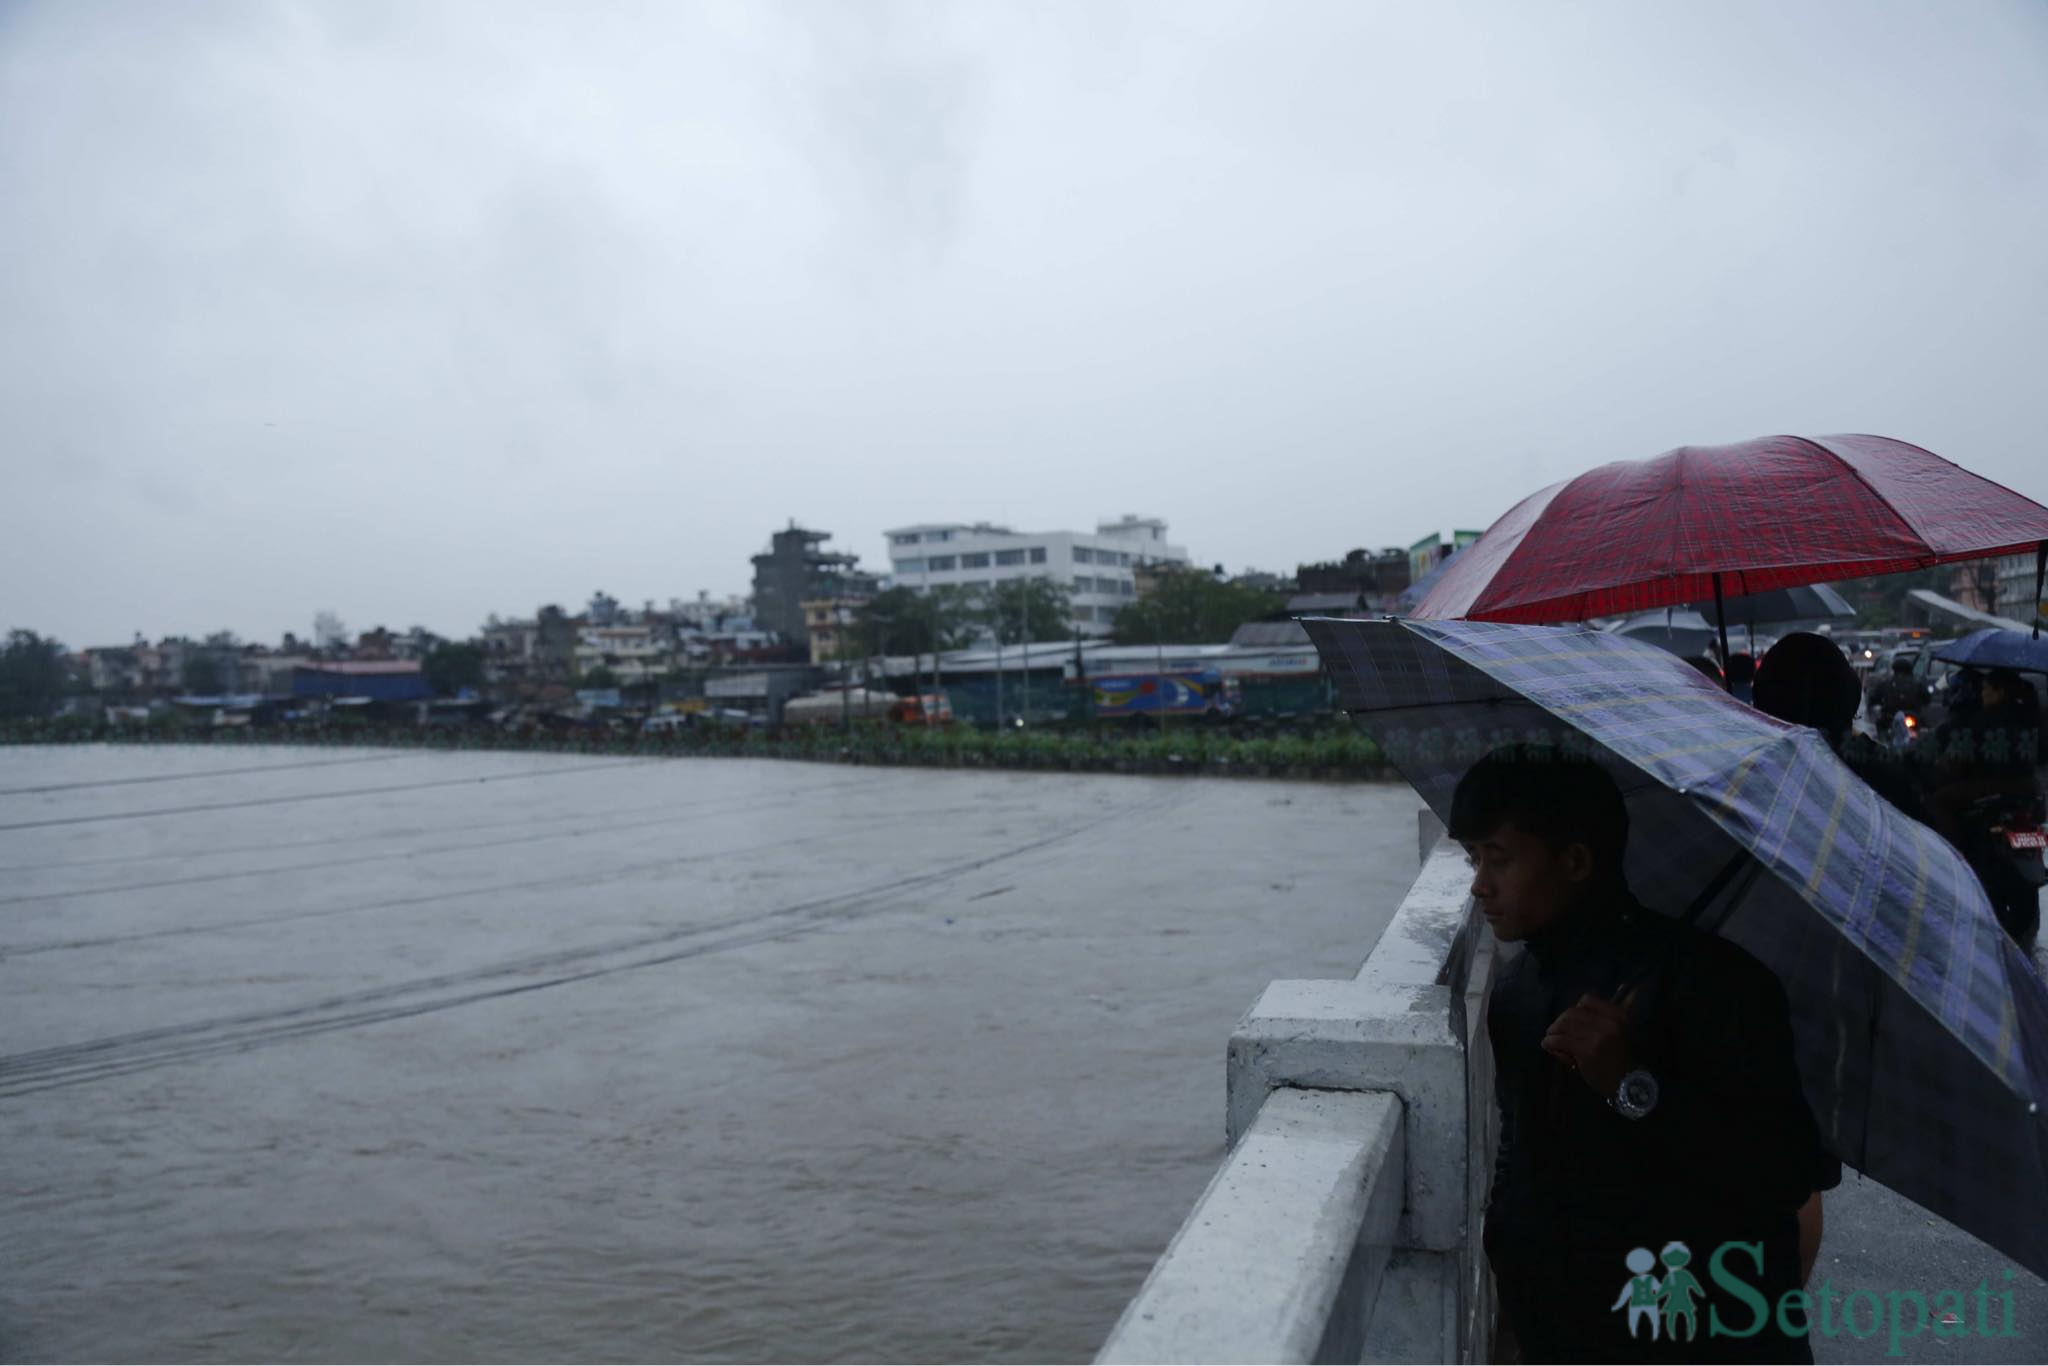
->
[0, 747, 1417, 1362]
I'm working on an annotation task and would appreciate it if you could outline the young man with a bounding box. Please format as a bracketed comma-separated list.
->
[1455, 744, 1835, 1364]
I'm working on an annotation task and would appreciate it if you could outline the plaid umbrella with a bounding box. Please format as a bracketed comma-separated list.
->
[1305, 614, 2048, 1278]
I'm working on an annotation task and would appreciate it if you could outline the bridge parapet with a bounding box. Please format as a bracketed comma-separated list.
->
[1098, 811, 1501, 1364]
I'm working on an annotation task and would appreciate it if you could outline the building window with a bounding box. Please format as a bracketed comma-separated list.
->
[926, 530, 953, 543]
[1029, 547, 1047, 564]
[1117, 552, 1131, 566]
[994, 549, 1025, 567]
[1073, 575, 1093, 592]
[892, 533, 921, 547]
[961, 552, 991, 569]
[1072, 546, 1095, 564]
[927, 555, 957, 571]
[1120, 579, 1135, 596]
[898, 558, 925, 574]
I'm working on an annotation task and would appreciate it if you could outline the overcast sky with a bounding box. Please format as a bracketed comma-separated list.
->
[4, 0, 2045, 647]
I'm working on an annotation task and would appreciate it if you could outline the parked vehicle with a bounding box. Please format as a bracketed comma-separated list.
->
[780, 687, 899, 727]
[1091, 669, 1240, 721]
[887, 693, 954, 725]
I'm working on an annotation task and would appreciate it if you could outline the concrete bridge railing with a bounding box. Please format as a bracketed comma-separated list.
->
[1097, 813, 1502, 1364]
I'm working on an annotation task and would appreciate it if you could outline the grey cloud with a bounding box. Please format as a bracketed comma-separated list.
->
[3, 0, 2045, 646]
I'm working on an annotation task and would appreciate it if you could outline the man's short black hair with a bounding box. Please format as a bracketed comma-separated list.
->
[1448, 742, 1630, 873]
[1754, 631, 1860, 741]
[1726, 652, 1756, 685]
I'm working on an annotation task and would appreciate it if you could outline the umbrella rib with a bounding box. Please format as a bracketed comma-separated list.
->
[1797, 435, 1937, 560]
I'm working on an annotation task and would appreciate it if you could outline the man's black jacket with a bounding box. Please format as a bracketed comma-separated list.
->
[1483, 886, 1837, 1362]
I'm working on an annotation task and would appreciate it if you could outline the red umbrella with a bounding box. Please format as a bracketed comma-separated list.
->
[1413, 435, 2048, 655]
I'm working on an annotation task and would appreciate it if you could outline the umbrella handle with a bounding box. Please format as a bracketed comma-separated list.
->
[1713, 575, 1733, 691]
[2033, 542, 2044, 642]
[1612, 850, 1755, 1004]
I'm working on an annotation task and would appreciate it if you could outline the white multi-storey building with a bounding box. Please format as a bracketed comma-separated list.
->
[573, 623, 673, 684]
[1993, 551, 2045, 627]
[881, 514, 1191, 637]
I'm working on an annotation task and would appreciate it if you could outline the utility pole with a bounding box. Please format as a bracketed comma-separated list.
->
[1154, 561, 1167, 732]
[1020, 579, 1032, 727]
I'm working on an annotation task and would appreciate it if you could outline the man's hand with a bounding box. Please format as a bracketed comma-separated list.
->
[1542, 992, 1636, 1096]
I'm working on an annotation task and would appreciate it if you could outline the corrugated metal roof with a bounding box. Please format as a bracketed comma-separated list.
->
[296, 661, 423, 675]
[1230, 620, 1312, 648]
[1286, 592, 1365, 613]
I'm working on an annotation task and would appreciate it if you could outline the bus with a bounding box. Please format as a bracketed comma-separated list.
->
[1091, 669, 1240, 721]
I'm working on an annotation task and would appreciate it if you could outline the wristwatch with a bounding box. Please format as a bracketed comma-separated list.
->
[1611, 1068, 1660, 1120]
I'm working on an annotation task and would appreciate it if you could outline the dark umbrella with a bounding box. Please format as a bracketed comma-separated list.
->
[1412, 434, 2048, 670]
[1305, 614, 2048, 1277]
[1610, 608, 1721, 658]
[1934, 628, 2048, 676]
[1680, 583, 1857, 652]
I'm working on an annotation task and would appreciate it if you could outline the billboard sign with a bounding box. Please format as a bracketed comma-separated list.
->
[1408, 533, 1442, 583]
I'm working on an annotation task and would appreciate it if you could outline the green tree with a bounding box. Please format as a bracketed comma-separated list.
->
[983, 577, 1072, 644]
[0, 629, 68, 719]
[577, 665, 621, 690]
[851, 586, 980, 713]
[1831, 568, 1946, 629]
[424, 641, 486, 695]
[851, 587, 979, 657]
[535, 604, 576, 685]
[1110, 570, 1284, 645]
[180, 653, 225, 695]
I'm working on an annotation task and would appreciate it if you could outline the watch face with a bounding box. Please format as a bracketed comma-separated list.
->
[1620, 1070, 1659, 1114]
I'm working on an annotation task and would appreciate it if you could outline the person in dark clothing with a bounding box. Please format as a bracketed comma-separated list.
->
[1682, 654, 1724, 688]
[1932, 668, 2044, 777]
[1865, 653, 1929, 726]
[1925, 668, 2047, 946]
[1927, 667, 2041, 830]
[1753, 632, 1931, 828]
[1725, 651, 1756, 705]
[1454, 745, 1835, 1364]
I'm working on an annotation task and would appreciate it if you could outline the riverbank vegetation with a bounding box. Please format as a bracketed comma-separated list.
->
[1, 715, 1389, 781]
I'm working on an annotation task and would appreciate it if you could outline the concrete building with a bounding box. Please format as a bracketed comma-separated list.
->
[675, 592, 755, 630]
[750, 525, 881, 651]
[480, 610, 577, 698]
[882, 514, 1191, 638]
[1990, 548, 2039, 626]
[242, 653, 314, 695]
[481, 618, 540, 693]
[573, 623, 673, 685]
[801, 598, 866, 665]
[1296, 547, 1411, 604]
[79, 637, 245, 698]
[81, 645, 149, 698]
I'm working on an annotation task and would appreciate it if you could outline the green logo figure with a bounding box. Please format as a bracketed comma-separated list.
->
[1659, 1242, 1704, 1341]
